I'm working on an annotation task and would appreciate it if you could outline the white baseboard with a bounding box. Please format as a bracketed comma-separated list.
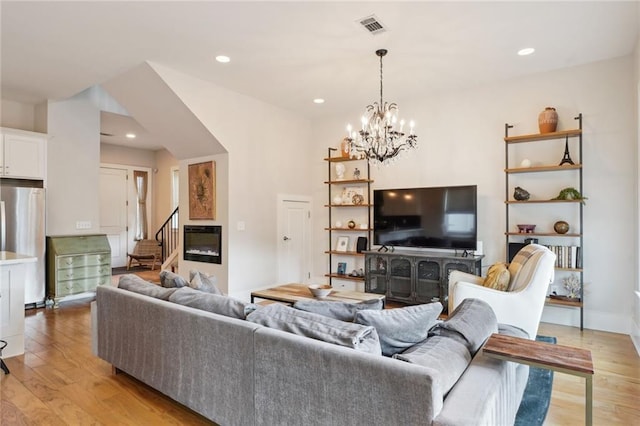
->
[541, 305, 630, 334]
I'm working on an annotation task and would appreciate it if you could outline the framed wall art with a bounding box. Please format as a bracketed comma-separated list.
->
[189, 161, 216, 220]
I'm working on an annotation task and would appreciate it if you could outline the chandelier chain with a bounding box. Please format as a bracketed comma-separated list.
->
[379, 53, 384, 106]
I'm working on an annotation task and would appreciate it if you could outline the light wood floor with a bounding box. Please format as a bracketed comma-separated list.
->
[2, 295, 638, 425]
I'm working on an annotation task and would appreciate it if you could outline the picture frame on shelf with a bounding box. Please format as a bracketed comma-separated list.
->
[336, 236, 349, 252]
[337, 262, 347, 275]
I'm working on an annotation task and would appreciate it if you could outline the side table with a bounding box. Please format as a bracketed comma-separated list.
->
[483, 333, 594, 426]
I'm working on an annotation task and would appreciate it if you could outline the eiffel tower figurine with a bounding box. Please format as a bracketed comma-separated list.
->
[559, 135, 574, 166]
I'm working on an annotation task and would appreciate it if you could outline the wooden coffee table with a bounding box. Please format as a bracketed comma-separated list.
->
[483, 333, 594, 426]
[250, 283, 385, 306]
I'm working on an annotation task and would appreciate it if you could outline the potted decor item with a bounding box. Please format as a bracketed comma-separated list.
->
[538, 107, 558, 133]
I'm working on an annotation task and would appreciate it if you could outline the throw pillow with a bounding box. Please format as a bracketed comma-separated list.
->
[292, 298, 383, 322]
[189, 270, 223, 295]
[117, 274, 178, 300]
[438, 298, 498, 355]
[246, 303, 382, 355]
[159, 270, 188, 288]
[168, 287, 247, 319]
[483, 262, 510, 291]
[354, 302, 443, 357]
[394, 335, 471, 397]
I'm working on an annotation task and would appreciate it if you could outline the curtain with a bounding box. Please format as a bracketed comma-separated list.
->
[134, 170, 148, 240]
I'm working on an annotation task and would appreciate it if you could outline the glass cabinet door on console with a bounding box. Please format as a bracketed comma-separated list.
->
[415, 259, 441, 303]
[364, 251, 483, 309]
[388, 257, 412, 301]
[365, 256, 388, 295]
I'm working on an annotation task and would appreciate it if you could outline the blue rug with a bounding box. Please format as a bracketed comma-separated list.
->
[514, 335, 556, 426]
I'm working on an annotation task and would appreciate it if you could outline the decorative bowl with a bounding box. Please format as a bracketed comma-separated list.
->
[308, 284, 332, 298]
[516, 224, 536, 233]
[553, 220, 569, 234]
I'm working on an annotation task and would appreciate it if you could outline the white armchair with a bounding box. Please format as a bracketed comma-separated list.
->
[448, 244, 556, 339]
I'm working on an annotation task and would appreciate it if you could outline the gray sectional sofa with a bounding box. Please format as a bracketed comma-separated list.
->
[93, 278, 530, 426]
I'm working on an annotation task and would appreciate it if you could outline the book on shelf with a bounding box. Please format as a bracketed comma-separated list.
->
[543, 245, 581, 269]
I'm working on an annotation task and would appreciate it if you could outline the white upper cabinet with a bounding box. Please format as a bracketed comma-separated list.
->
[0, 128, 47, 179]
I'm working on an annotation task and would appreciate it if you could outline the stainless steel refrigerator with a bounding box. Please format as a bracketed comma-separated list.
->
[0, 178, 46, 307]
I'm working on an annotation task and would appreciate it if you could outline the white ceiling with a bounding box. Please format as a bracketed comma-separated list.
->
[1, 1, 638, 151]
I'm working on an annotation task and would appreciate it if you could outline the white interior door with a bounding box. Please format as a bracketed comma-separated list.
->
[100, 167, 128, 267]
[277, 196, 312, 284]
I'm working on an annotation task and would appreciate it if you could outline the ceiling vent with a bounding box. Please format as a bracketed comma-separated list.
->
[357, 15, 387, 35]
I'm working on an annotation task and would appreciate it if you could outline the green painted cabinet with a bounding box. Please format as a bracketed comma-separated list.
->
[46, 234, 111, 307]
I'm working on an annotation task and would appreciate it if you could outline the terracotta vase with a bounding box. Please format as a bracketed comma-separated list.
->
[538, 107, 558, 134]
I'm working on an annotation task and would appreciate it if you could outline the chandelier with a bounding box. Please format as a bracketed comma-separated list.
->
[346, 49, 417, 165]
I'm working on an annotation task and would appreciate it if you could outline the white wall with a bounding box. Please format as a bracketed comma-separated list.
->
[47, 91, 102, 235]
[153, 64, 313, 300]
[633, 22, 640, 353]
[312, 56, 636, 334]
[179, 153, 229, 292]
[154, 149, 179, 230]
[0, 99, 36, 130]
[100, 143, 156, 168]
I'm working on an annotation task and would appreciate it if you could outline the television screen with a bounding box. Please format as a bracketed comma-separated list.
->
[373, 185, 477, 251]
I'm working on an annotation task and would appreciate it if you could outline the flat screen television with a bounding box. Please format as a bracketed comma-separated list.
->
[373, 185, 477, 251]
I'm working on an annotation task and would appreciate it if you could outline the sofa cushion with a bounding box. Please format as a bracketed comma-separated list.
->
[117, 274, 178, 300]
[168, 287, 248, 319]
[483, 262, 510, 291]
[438, 298, 498, 355]
[159, 270, 188, 288]
[246, 303, 381, 355]
[354, 302, 443, 357]
[394, 335, 471, 396]
[292, 298, 383, 322]
[189, 270, 223, 295]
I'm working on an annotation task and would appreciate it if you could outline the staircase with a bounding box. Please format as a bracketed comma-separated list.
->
[155, 207, 179, 270]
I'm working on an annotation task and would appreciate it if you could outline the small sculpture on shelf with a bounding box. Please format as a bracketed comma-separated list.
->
[353, 168, 361, 180]
[513, 186, 530, 201]
[347, 220, 356, 229]
[562, 274, 581, 300]
[558, 135, 575, 166]
[520, 159, 532, 168]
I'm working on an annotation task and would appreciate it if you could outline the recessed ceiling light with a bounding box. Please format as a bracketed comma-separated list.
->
[216, 55, 231, 63]
[313, 98, 325, 104]
[517, 48, 535, 56]
[125, 133, 136, 139]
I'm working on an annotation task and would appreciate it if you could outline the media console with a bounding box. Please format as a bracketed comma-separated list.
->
[364, 250, 483, 312]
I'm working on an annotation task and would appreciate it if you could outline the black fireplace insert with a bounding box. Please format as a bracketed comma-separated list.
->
[184, 225, 222, 264]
